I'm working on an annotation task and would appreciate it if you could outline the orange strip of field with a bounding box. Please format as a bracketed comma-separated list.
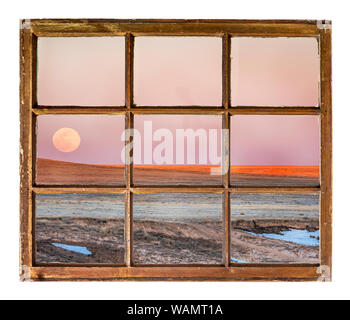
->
[132, 165, 319, 177]
[37, 158, 319, 179]
[230, 166, 319, 178]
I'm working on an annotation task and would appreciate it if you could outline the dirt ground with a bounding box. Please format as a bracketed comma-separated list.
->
[36, 217, 319, 265]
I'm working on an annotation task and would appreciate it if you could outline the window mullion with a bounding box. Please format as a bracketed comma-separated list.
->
[222, 34, 231, 267]
[125, 33, 134, 267]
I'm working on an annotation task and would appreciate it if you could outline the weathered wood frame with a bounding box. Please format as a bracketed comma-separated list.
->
[20, 19, 332, 281]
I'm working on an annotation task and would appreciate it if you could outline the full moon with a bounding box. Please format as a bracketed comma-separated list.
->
[52, 128, 81, 153]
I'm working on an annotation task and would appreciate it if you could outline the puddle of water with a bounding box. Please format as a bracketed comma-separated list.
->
[248, 229, 319, 247]
[52, 243, 92, 255]
[231, 258, 247, 263]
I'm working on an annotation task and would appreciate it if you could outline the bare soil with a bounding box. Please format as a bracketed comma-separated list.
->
[36, 217, 319, 265]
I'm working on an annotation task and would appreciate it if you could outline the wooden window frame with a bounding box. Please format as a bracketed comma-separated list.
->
[20, 19, 332, 281]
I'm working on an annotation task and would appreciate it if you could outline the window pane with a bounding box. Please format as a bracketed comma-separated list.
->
[133, 115, 223, 185]
[37, 37, 125, 106]
[230, 115, 320, 186]
[133, 193, 223, 264]
[134, 37, 222, 106]
[231, 37, 319, 107]
[36, 115, 125, 185]
[35, 193, 125, 264]
[231, 193, 320, 264]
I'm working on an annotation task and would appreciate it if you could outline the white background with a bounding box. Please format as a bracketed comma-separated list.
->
[0, 0, 349, 300]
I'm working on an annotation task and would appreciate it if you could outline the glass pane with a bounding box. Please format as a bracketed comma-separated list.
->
[230, 115, 320, 186]
[231, 37, 320, 107]
[36, 115, 125, 185]
[37, 37, 125, 106]
[133, 193, 223, 264]
[231, 193, 320, 264]
[35, 193, 125, 264]
[133, 115, 223, 185]
[134, 37, 222, 106]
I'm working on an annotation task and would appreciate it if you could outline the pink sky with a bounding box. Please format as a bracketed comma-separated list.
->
[134, 37, 222, 106]
[37, 36, 319, 108]
[231, 37, 320, 106]
[36, 36, 320, 166]
[37, 115, 222, 165]
[134, 115, 222, 165]
[37, 115, 125, 165]
[37, 115, 319, 166]
[230, 115, 320, 166]
[37, 37, 125, 106]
